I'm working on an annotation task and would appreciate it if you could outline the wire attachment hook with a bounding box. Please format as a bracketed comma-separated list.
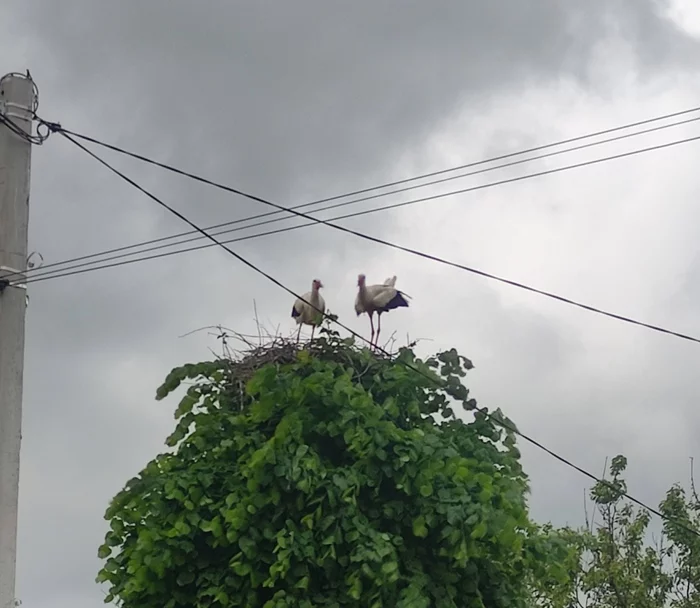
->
[26, 251, 44, 270]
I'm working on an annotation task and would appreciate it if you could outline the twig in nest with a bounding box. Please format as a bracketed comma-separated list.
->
[405, 333, 433, 349]
[380, 330, 397, 354]
[252, 299, 263, 346]
[178, 325, 219, 339]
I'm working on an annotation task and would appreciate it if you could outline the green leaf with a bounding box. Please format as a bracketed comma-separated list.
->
[470, 520, 487, 539]
[412, 516, 428, 538]
[381, 561, 398, 575]
[176, 570, 195, 586]
[215, 590, 230, 604]
[175, 394, 198, 418]
[97, 544, 112, 559]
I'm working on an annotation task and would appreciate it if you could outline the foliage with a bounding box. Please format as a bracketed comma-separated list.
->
[659, 466, 700, 608]
[97, 327, 570, 607]
[534, 455, 700, 608]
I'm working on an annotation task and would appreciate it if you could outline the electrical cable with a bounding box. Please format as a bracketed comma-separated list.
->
[19, 109, 699, 282]
[0, 109, 47, 146]
[21, 170, 700, 347]
[19, 124, 700, 286]
[56, 103, 700, 225]
[56, 129, 700, 540]
[18, 126, 700, 348]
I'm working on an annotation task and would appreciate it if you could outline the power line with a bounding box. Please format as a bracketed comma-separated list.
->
[14, 106, 700, 283]
[55, 128, 700, 540]
[22, 163, 700, 347]
[55, 103, 700, 217]
[22, 127, 700, 344]
[21, 125, 700, 285]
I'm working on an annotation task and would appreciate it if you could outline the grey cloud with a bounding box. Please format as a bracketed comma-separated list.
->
[17, 1, 699, 206]
[4, 2, 700, 607]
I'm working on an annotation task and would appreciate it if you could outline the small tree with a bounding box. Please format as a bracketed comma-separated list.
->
[578, 455, 671, 607]
[534, 455, 700, 607]
[659, 463, 700, 608]
[97, 328, 570, 607]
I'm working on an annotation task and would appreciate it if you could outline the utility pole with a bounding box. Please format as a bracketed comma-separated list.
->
[0, 72, 35, 608]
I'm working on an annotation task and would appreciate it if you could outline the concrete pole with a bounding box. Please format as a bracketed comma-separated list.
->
[0, 72, 35, 608]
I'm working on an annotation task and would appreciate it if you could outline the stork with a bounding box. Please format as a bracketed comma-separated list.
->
[291, 279, 326, 344]
[354, 274, 410, 349]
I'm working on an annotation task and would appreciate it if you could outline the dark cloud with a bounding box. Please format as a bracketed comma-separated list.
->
[15, 1, 698, 201]
[2, 1, 700, 607]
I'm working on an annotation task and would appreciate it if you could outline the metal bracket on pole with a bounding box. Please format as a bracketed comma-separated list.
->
[0, 267, 26, 293]
[0, 101, 31, 122]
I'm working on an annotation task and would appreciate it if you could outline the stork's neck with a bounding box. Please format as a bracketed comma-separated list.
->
[309, 287, 321, 304]
[357, 283, 369, 304]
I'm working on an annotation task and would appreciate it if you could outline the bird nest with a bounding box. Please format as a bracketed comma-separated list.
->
[178, 322, 402, 397]
[224, 334, 302, 384]
[179, 324, 335, 383]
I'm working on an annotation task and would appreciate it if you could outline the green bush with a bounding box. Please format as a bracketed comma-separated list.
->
[97, 329, 570, 607]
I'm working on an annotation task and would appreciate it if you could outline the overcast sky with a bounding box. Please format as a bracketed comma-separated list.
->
[3, 1, 700, 606]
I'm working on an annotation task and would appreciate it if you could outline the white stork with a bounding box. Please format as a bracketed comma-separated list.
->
[354, 274, 410, 349]
[291, 279, 326, 343]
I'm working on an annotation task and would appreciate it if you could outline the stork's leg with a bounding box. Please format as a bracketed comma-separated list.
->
[310, 324, 316, 342]
[296, 323, 302, 345]
[369, 312, 375, 349]
[375, 313, 382, 350]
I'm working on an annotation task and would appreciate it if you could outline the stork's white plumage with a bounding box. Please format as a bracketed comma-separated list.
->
[355, 273, 409, 349]
[291, 279, 326, 343]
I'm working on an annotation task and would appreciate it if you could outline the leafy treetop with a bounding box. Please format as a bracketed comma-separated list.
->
[97, 327, 570, 607]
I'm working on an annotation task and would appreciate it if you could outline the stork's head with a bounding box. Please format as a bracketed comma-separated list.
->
[357, 274, 366, 287]
[312, 279, 323, 290]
